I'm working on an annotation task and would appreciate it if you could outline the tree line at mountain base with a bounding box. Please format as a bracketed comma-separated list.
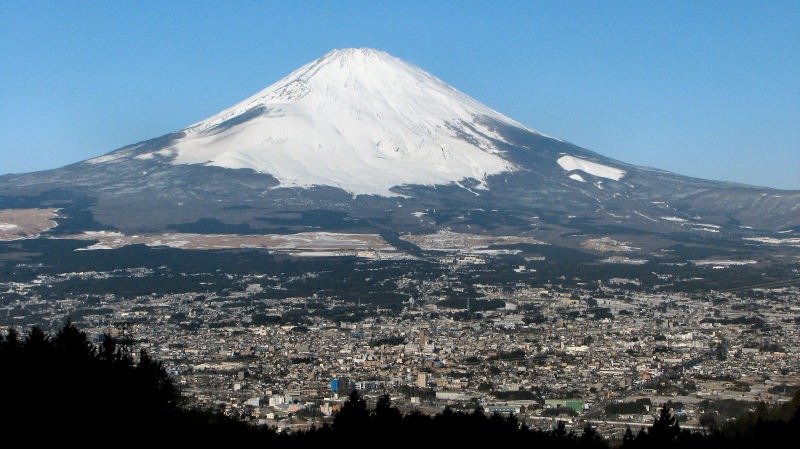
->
[1, 323, 797, 446]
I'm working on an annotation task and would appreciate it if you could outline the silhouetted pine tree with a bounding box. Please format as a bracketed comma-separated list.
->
[333, 389, 369, 433]
[623, 425, 635, 445]
[651, 403, 681, 443]
[372, 393, 402, 432]
[580, 423, 605, 449]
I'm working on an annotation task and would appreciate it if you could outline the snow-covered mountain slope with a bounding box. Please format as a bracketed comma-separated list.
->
[141, 48, 544, 195]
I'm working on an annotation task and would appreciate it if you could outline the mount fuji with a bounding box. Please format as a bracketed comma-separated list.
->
[161, 48, 524, 196]
[1, 48, 798, 253]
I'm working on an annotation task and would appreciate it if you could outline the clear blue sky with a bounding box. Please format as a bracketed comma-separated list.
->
[1, 0, 798, 189]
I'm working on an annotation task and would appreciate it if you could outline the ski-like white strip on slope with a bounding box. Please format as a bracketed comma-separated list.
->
[557, 155, 626, 181]
[569, 173, 586, 182]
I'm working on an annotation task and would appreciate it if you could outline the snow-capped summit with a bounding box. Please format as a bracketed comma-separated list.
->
[142, 48, 540, 195]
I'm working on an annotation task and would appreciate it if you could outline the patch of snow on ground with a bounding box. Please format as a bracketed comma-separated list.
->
[60, 231, 404, 256]
[568, 173, 585, 182]
[633, 211, 657, 222]
[600, 256, 648, 265]
[557, 155, 626, 181]
[582, 237, 639, 252]
[86, 151, 132, 164]
[0, 208, 60, 241]
[691, 225, 720, 233]
[77, 244, 115, 250]
[691, 259, 757, 266]
[744, 237, 800, 247]
[163, 240, 191, 248]
[81, 230, 125, 237]
[401, 230, 546, 252]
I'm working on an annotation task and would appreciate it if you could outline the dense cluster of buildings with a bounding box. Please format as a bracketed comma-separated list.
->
[2, 266, 798, 440]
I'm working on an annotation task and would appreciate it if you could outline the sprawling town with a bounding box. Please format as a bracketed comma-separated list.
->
[2, 252, 798, 443]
